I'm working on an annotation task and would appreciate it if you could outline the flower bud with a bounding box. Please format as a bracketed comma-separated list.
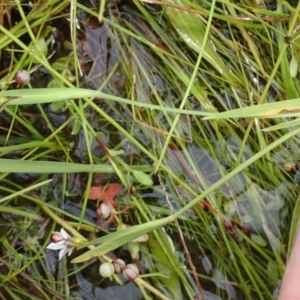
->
[14, 70, 31, 85]
[99, 262, 114, 278]
[67, 236, 84, 248]
[96, 203, 111, 219]
[122, 264, 139, 281]
[125, 242, 140, 260]
[50, 231, 64, 243]
[112, 258, 126, 274]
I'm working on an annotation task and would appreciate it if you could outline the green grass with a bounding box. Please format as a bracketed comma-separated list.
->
[0, 0, 299, 299]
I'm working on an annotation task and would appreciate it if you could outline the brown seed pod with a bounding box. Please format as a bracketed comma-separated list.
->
[112, 258, 126, 274]
[122, 264, 139, 281]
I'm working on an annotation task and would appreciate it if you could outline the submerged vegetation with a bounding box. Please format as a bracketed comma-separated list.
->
[1, 0, 300, 299]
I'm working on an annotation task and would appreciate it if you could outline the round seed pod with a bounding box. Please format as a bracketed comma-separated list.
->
[14, 70, 31, 85]
[122, 264, 139, 281]
[99, 262, 114, 278]
[112, 258, 126, 274]
[96, 203, 111, 219]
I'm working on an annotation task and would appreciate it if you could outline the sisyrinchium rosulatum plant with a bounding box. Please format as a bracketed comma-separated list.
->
[1, 0, 300, 299]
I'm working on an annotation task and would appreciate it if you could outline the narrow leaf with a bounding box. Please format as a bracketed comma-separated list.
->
[0, 159, 114, 173]
[163, 0, 240, 86]
[262, 119, 300, 132]
[203, 98, 300, 120]
[71, 217, 171, 263]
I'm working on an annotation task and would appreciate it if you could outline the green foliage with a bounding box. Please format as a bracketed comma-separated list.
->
[1, 0, 300, 299]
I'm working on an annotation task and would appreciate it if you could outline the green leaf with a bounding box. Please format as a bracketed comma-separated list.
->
[0, 141, 55, 154]
[163, 0, 240, 87]
[250, 234, 267, 247]
[52, 62, 69, 71]
[71, 119, 81, 135]
[0, 206, 43, 220]
[0, 88, 212, 117]
[277, 19, 299, 99]
[51, 100, 66, 111]
[0, 159, 114, 173]
[47, 80, 60, 88]
[290, 11, 300, 61]
[71, 217, 171, 263]
[0, 158, 155, 174]
[262, 119, 300, 131]
[148, 234, 182, 299]
[132, 170, 153, 186]
[108, 149, 124, 156]
[36, 37, 48, 56]
[203, 98, 300, 120]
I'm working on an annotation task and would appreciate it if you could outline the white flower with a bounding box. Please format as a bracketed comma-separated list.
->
[46, 228, 74, 261]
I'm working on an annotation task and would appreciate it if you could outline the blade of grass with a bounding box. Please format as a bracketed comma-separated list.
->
[0, 159, 154, 173]
[155, 0, 217, 172]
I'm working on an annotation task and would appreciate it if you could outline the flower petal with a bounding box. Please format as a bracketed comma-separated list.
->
[60, 228, 70, 240]
[58, 246, 69, 260]
[67, 247, 74, 256]
[101, 183, 122, 204]
[46, 241, 66, 250]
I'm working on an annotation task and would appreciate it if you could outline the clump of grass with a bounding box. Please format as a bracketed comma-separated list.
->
[0, 0, 300, 299]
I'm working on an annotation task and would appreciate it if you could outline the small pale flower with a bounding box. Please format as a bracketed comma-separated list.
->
[46, 228, 74, 261]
